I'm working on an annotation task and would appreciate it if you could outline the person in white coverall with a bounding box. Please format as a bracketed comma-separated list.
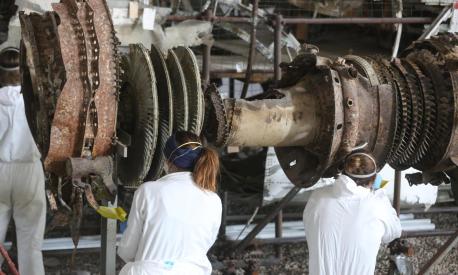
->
[118, 131, 222, 275]
[303, 152, 402, 275]
[0, 47, 46, 274]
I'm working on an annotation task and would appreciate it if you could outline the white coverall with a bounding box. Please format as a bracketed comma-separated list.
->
[303, 175, 402, 275]
[118, 172, 222, 275]
[0, 86, 45, 275]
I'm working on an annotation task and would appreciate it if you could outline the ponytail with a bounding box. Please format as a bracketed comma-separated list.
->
[165, 131, 220, 192]
[193, 147, 219, 192]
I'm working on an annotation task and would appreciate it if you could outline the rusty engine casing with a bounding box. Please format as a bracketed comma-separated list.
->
[19, 0, 122, 229]
[204, 34, 458, 188]
[20, 0, 121, 175]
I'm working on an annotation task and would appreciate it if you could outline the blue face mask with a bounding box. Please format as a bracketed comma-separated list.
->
[373, 174, 382, 190]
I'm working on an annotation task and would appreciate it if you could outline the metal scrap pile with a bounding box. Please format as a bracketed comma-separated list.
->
[204, 34, 458, 195]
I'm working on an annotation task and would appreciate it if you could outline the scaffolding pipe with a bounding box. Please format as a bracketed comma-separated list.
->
[281, 17, 432, 25]
[241, 0, 259, 99]
[274, 14, 283, 84]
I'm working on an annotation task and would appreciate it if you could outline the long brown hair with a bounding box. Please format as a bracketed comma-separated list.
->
[175, 131, 220, 192]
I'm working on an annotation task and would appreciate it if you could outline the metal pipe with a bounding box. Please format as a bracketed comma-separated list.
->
[201, 33, 211, 85]
[418, 230, 458, 274]
[230, 186, 302, 255]
[282, 17, 432, 25]
[229, 78, 235, 98]
[165, 15, 252, 23]
[275, 210, 283, 257]
[391, 0, 403, 60]
[240, 0, 259, 99]
[219, 191, 228, 238]
[394, 170, 402, 216]
[401, 206, 458, 214]
[165, 15, 432, 25]
[274, 14, 283, 84]
[226, 206, 458, 222]
[402, 229, 458, 238]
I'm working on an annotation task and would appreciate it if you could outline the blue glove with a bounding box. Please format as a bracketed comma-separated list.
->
[119, 221, 128, 233]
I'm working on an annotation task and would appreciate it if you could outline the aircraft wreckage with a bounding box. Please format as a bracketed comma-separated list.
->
[19, 0, 458, 238]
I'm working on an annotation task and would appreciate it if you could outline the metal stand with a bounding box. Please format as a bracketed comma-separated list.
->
[230, 186, 301, 255]
[101, 198, 118, 275]
[419, 4, 454, 40]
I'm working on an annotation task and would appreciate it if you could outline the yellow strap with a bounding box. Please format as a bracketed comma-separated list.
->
[96, 206, 127, 222]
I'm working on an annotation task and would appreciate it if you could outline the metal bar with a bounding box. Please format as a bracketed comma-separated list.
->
[282, 17, 432, 25]
[419, 5, 452, 40]
[418, 230, 458, 275]
[229, 78, 235, 98]
[391, 0, 403, 60]
[225, 206, 458, 222]
[219, 191, 228, 238]
[165, 15, 432, 25]
[274, 14, 283, 84]
[165, 15, 252, 23]
[394, 170, 402, 216]
[241, 0, 259, 99]
[201, 10, 212, 86]
[274, 210, 283, 257]
[100, 198, 117, 275]
[401, 206, 458, 214]
[402, 229, 458, 238]
[230, 186, 301, 255]
[202, 44, 211, 85]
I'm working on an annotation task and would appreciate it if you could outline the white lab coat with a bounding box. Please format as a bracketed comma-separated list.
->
[303, 175, 402, 275]
[118, 172, 222, 275]
[0, 86, 45, 275]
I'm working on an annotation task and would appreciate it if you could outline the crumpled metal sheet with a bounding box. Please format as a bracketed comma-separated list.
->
[20, 0, 119, 176]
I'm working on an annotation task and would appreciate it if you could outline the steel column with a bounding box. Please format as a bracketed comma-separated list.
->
[274, 210, 283, 257]
[394, 170, 402, 216]
[240, 0, 259, 99]
[274, 14, 283, 85]
[100, 198, 117, 275]
[230, 186, 301, 255]
[229, 78, 235, 98]
[219, 191, 228, 238]
[202, 43, 211, 85]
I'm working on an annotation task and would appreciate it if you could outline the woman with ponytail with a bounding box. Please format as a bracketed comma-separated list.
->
[118, 131, 222, 275]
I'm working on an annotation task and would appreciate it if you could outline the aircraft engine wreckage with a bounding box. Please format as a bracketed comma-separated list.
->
[19, 0, 121, 245]
[204, 34, 458, 193]
[19, 0, 205, 247]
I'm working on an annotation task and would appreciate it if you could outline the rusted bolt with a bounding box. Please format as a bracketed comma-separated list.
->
[346, 98, 353, 107]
